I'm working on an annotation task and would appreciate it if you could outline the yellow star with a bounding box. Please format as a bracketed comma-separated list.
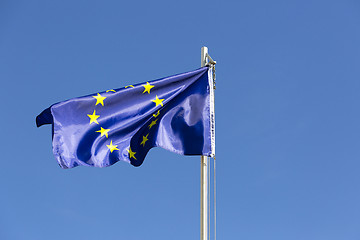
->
[128, 147, 137, 160]
[151, 95, 164, 107]
[96, 127, 110, 138]
[106, 89, 116, 93]
[153, 110, 160, 118]
[107, 140, 119, 153]
[87, 110, 100, 124]
[125, 85, 134, 88]
[93, 93, 107, 106]
[148, 119, 158, 129]
[142, 82, 154, 94]
[140, 134, 149, 147]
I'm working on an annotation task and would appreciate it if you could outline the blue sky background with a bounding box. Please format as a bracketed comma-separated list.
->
[1, 0, 360, 239]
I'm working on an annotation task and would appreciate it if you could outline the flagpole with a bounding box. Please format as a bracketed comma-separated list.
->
[200, 46, 209, 240]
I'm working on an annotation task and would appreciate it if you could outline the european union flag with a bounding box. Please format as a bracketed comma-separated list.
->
[36, 67, 215, 168]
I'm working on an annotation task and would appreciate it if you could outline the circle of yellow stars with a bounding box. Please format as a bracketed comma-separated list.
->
[87, 81, 165, 161]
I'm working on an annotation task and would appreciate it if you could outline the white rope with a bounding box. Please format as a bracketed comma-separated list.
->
[208, 156, 211, 240]
[212, 61, 216, 240]
[214, 156, 216, 240]
[211, 62, 216, 240]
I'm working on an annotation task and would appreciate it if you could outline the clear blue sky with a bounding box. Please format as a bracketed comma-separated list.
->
[1, 0, 360, 239]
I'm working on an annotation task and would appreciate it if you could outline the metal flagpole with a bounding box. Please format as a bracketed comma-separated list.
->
[200, 155, 208, 240]
[200, 47, 209, 240]
[200, 46, 208, 240]
[201, 46, 216, 240]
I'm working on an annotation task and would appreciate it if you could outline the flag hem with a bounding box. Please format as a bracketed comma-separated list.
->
[208, 67, 215, 157]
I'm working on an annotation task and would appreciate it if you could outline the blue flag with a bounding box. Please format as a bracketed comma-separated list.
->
[36, 67, 215, 168]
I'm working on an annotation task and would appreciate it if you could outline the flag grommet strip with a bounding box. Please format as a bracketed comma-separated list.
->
[208, 63, 216, 157]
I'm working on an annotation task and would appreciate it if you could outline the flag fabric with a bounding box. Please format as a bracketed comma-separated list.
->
[36, 67, 215, 168]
